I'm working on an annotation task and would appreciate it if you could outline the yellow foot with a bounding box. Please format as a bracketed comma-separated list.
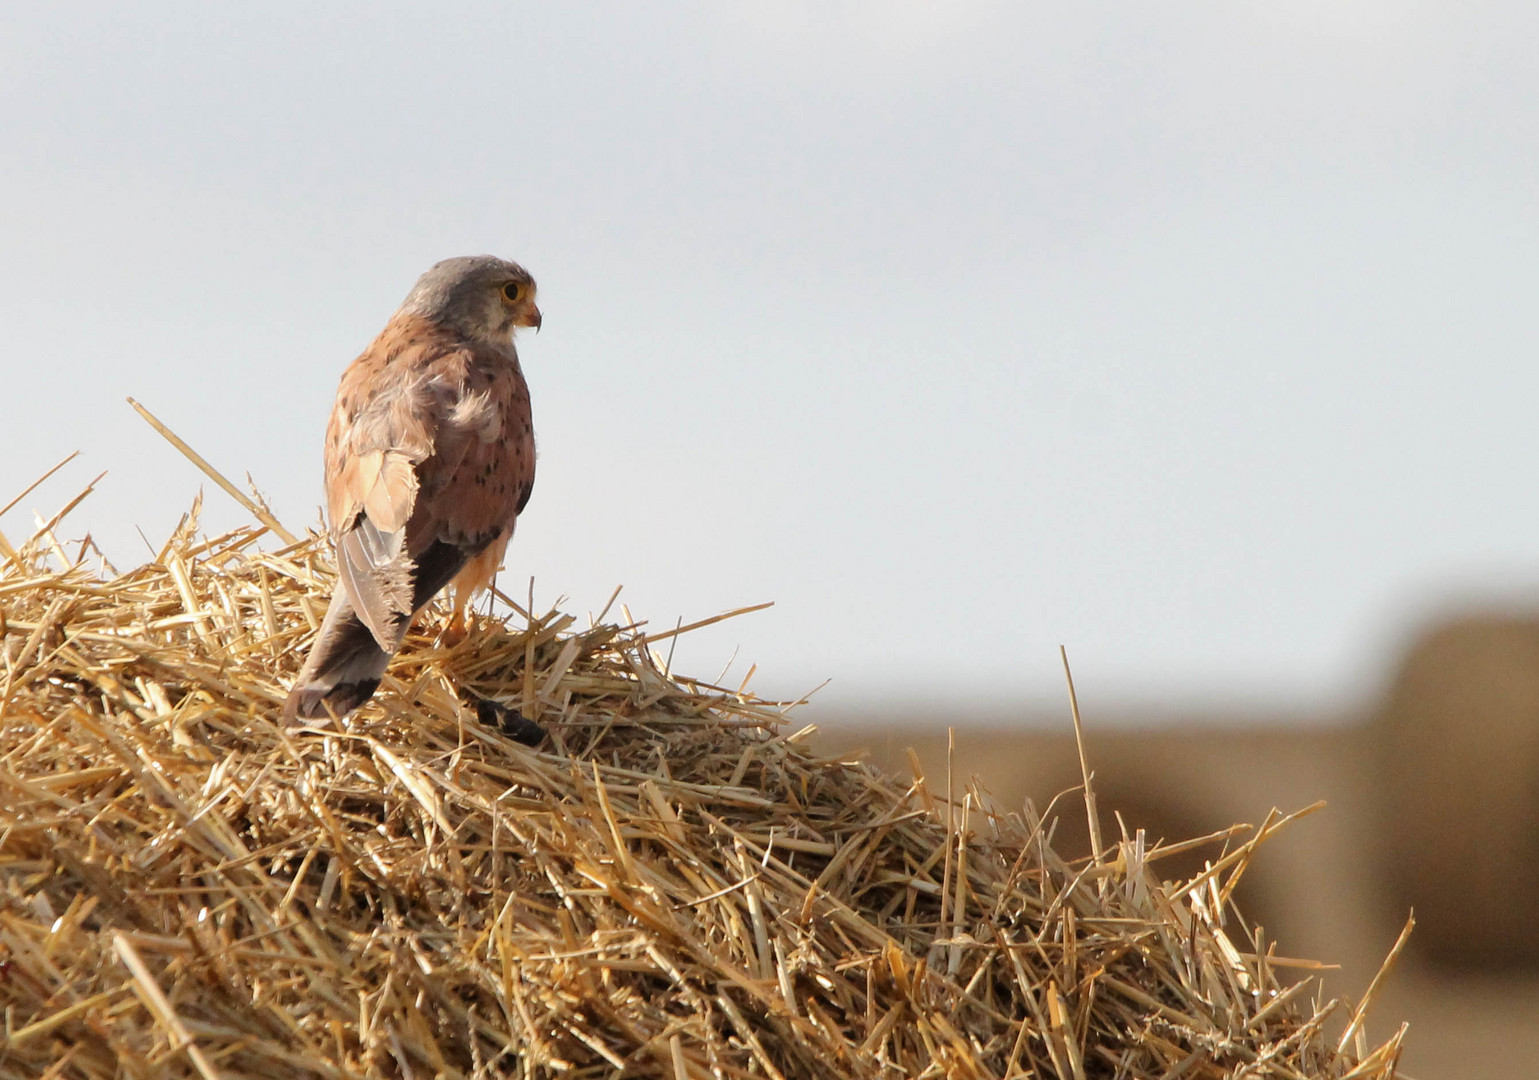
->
[440, 612, 472, 647]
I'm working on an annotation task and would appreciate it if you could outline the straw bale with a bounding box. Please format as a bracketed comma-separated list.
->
[0, 478, 1406, 1078]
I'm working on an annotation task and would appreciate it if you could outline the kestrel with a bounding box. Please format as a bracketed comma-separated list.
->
[282, 255, 541, 723]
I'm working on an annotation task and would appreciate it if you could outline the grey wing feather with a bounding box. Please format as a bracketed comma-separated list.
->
[336, 516, 413, 653]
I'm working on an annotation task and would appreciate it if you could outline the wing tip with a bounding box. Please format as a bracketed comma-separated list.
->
[280, 679, 382, 724]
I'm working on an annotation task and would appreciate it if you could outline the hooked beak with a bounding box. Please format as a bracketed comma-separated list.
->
[527, 304, 542, 333]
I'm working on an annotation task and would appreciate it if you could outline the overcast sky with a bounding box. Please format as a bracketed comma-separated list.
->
[4, 3, 1538, 721]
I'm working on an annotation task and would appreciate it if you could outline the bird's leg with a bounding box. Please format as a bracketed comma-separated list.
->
[440, 591, 473, 646]
[441, 615, 469, 646]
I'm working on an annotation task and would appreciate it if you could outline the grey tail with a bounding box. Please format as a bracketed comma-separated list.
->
[281, 589, 393, 723]
[279, 539, 477, 723]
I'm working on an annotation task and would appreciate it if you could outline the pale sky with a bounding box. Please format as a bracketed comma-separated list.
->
[4, 4, 1538, 720]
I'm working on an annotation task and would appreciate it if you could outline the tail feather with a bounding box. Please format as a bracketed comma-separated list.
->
[280, 538, 484, 723]
[281, 588, 393, 722]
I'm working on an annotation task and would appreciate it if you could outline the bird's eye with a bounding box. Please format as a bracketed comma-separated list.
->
[502, 282, 523, 303]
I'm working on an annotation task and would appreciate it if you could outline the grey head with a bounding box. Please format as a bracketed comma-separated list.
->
[398, 255, 541, 344]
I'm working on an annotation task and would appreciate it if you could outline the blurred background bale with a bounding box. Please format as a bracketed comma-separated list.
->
[1371, 614, 1539, 971]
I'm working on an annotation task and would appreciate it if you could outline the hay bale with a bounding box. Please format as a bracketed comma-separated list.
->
[0, 478, 1406, 1078]
[1373, 614, 1539, 970]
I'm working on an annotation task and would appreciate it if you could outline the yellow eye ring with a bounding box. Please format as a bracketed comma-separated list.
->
[502, 282, 524, 303]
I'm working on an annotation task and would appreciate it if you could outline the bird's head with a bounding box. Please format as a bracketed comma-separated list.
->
[400, 254, 542, 344]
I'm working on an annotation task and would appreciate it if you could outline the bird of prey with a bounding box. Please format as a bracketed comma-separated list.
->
[282, 255, 541, 722]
